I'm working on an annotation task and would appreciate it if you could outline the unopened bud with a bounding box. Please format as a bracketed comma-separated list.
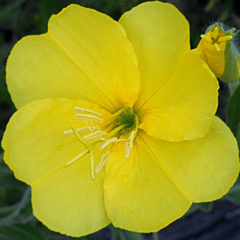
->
[192, 22, 240, 84]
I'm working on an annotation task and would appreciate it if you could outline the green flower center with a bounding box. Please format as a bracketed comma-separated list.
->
[114, 108, 138, 135]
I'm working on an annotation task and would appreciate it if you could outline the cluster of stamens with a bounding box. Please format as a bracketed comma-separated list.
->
[201, 26, 232, 51]
[64, 107, 139, 179]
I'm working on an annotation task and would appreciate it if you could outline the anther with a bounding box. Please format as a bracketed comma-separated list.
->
[74, 107, 103, 117]
[76, 114, 104, 124]
[125, 131, 135, 158]
[201, 35, 213, 43]
[83, 120, 98, 132]
[90, 149, 95, 180]
[95, 150, 110, 174]
[213, 43, 221, 51]
[64, 129, 75, 135]
[64, 126, 101, 135]
[217, 35, 232, 43]
[83, 130, 107, 141]
[99, 137, 126, 150]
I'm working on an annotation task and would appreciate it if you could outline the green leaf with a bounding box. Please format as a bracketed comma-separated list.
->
[196, 202, 213, 212]
[227, 85, 240, 136]
[184, 203, 199, 215]
[40, 224, 89, 240]
[109, 224, 143, 240]
[237, 130, 240, 152]
[0, 225, 44, 240]
[225, 179, 240, 203]
[0, 0, 26, 20]
[123, 231, 143, 240]
[0, 168, 26, 191]
[109, 224, 128, 240]
[0, 187, 31, 226]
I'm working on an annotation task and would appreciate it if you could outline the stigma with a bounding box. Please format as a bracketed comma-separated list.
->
[64, 107, 139, 179]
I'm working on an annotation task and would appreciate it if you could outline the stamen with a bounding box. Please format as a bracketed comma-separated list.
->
[65, 107, 140, 178]
[95, 150, 110, 174]
[111, 108, 125, 118]
[107, 124, 127, 139]
[64, 129, 74, 135]
[213, 43, 221, 51]
[134, 114, 139, 135]
[217, 35, 232, 43]
[74, 107, 102, 117]
[76, 114, 104, 124]
[64, 126, 101, 135]
[129, 131, 135, 149]
[99, 137, 126, 150]
[125, 131, 135, 158]
[83, 130, 107, 141]
[102, 108, 126, 126]
[90, 149, 95, 180]
[64, 148, 89, 167]
[212, 27, 219, 40]
[83, 120, 98, 131]
[71, 126, 88, 147]
[201, 34, 213, 43]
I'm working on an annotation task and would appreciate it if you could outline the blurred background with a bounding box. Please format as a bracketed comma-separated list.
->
[0, 0, 240, 239]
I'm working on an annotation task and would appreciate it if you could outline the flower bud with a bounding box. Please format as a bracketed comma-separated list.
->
[192, 22, 240, 83]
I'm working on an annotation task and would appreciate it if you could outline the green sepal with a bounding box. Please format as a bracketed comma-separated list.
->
[224, 178, 240, 204]
[220, 40, 240, 83]
[204, 22, 222, 33]
[227, 85, 240, 137]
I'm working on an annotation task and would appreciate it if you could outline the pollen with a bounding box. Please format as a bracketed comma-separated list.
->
[64, 107, 139, 179]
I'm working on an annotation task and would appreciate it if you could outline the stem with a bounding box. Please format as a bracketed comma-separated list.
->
[0, 203, 19, 215]
[0, 186, 31, 226]
[153, 232, 158, 240]
[228, 81, 239, 95]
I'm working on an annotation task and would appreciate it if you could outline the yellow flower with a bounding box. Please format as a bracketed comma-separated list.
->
[2, 2, 239, 237]
[193, 23, 240, 83]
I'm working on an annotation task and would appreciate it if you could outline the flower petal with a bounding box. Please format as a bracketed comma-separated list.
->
[2, 98, 111, 236]
[138, 52, 218, 141]
[7, 4, 140, 111]
[120, 2, 218, 141]
[2, 98, 111, 185]
[32, 155, 110, 237]
[137, 117, 239, 203]
[104, 132, 191, 232]
[119, 1, 190, 109]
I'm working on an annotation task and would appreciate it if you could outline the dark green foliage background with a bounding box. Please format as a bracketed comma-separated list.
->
[0, 0, 240, 239]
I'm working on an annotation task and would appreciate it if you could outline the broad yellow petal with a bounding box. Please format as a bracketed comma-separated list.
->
[120, 2, 218, 141]
[137, 52, 218, 141]
[2, 98, 111, 184]
[7, 4, 140, 112]
[119, 1, 190, 109]
[139, 117, 239, 202]
[104, 132, 191, 232]
[32, 156, 110, 237]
